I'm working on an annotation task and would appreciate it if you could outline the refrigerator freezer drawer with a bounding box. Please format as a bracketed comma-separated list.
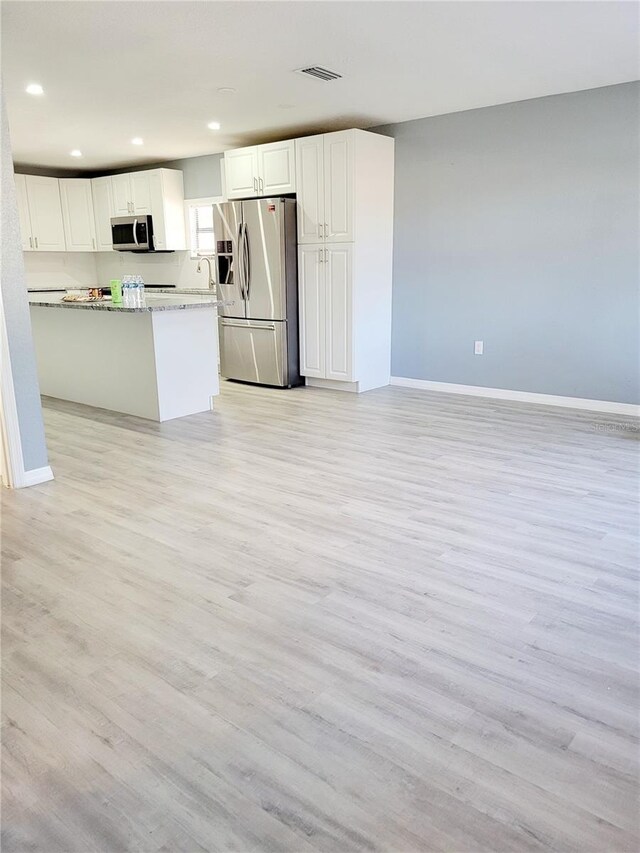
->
[219, 318, 289, 387]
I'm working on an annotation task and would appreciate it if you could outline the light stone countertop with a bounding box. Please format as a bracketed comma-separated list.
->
[28, 293, 226, 313]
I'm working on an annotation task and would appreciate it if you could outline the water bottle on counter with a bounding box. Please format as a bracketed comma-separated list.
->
[122, 276, 132, 307]
[135, 275, 145, 307]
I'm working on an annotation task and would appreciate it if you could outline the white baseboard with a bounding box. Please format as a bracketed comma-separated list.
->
[390, 377, 640, 417]
[21, 465, 54, 487]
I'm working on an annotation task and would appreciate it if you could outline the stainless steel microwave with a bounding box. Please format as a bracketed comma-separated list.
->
[111, 215, 154, 251]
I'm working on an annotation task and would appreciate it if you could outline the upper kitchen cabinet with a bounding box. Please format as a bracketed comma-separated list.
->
[224, 147, 259, 198]
[258, 140, 296, 196]
[323, 132, 353, 242]
[111, 171, 151, 216]
[91, 176, 115, 251]
[295, 130, 355, 244]
[295, 136, 325, 243]
[14, 174, 32, 251]
[111, 173, 133, 216]
[60, 179, 97, 251]
[99, 168, 186, 251]
[147, 169, 187, 250]
[131, 172, 152, 215]
[224, 140, 296, 199]
[16, 174, 66, 251]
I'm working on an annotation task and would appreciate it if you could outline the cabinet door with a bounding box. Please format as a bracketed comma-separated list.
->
[111, 173, 132, 215]
[91, 177, 115, 250]
[60, 179, 97, 251]
[323, 131, 353, 242]
[258, 140, 295, 195]
[14, 174, 33, 250]
[224, 147, 259, 199]
[131, 171, 152, 215]
[298, 245, 326, 378]
[295, 136, 325, 244]
[325, 244, 353, 381]
[25, 176, 66, 251]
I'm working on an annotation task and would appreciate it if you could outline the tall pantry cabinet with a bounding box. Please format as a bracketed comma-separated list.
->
[295, 129, 394, 392]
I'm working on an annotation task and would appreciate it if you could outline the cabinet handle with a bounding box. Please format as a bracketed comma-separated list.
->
[324, 222, 328, 237]
[253, 177, 258, 193]
[29, 236, 33, 248]
[34, 236, 38, 249]
[92, 238, 95, 249]
[318, 248, 323, 264]
[317, 223, 322, 238]
[259, 177, 264, 194]
[324, 248, 328, 264]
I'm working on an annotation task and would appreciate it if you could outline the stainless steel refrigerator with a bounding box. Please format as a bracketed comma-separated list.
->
[214, 197, 301, 388]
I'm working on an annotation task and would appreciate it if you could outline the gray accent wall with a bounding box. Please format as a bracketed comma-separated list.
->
[375, 82, 639, 404]
[1, 98, 49, 472]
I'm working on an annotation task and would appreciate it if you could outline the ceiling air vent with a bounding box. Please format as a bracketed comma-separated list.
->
[296, 66, 342, 82]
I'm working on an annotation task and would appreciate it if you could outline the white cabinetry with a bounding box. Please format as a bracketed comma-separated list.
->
[258, 140, 296, 196]
[91, 176, 115, 251]
[111, 171, 151, 216]
[131, 172, 152, 215]
[147, 169, 186, 250]
[296, 130, 353, 244]
[299, 244, 353, 381]
[14, 174, 32, 251]
[60, 179, 97, 251]
[15, 174, 66, 251]
[111, 173, 132, 216]
[296, 129, 394, 392]
[298, 245, 325, 378]
[225, 140, 295, 198]
[17, 168, 185, 253]
[224, 147, 259, 198]
[110, 169, 184, 249]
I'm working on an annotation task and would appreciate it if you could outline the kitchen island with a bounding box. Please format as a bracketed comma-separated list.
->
[29, 293, 224, 422]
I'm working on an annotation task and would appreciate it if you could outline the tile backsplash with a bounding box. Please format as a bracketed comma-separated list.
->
[23, 250, 210, 290]
[95, 251, 206, 289]
[23, 252, 98, 288]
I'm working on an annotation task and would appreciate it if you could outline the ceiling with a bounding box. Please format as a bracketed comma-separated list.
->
[2, 1, 638, 171]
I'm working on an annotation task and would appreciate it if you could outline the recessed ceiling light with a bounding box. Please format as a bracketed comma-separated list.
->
[70, 149, 82, 157]
[217, 87, 236, 95]
[26, 83, 44, 95]
[207, 121, 221, 130]
[131, 137, 143, 145]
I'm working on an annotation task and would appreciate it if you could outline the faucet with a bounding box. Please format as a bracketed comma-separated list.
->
[196, 256, 216, 293]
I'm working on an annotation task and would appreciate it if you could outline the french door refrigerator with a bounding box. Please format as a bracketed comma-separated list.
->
[214, 197, 301, 388]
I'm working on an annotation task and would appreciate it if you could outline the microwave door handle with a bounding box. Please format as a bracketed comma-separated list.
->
[132, 219, 139, 247]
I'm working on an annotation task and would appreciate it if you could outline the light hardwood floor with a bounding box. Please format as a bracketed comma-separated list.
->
[2, 382, 639, 852]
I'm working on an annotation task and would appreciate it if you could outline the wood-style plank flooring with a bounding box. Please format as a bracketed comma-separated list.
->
[2, 382, 639, 852]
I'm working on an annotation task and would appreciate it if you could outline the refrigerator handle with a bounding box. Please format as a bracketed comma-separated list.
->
[243, 223, 251, 301]
[237, 222, 245, 300]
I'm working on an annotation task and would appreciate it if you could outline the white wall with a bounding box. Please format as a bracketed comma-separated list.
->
[23, 252, 98, 288]
[95, 251, 208, 289]
[23, 250, 211, 290]
[1, 97, 50, 473]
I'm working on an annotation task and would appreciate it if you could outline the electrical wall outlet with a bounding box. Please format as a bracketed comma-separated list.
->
[474, 340, 484, 355]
